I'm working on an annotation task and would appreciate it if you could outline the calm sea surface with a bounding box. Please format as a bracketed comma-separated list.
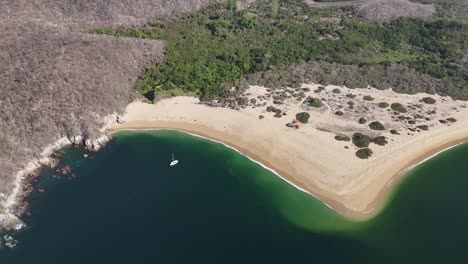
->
[1, 130, 467, 263]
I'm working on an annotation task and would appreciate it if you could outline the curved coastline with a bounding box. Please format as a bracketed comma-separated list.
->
[110, 125, 468, 221]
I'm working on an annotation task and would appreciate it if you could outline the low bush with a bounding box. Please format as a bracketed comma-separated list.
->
[335, 135, 350, 141]
[369, 121, 386, 130]
[304, 97, 323, 108]
[356, 148, 373, 159]
[420, 97, 436, 104]
[352, 133, 371, 148]
[296, 112, 310, 123]
[358, 117, 367, 124]
[391, 103, 408, 113]
[417, 125, 429, 130]
[378, 102, 389, 108]
[332, 88, 341, 94]
[335, 111, 344, 116]
[363, 95, 374, 101]
[373, 136, 388, 146]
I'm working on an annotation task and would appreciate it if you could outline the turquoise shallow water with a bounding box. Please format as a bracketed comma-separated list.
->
[1, 130, 467, 263]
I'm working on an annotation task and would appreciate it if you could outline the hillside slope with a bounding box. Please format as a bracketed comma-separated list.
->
[0, 0, 215, 223]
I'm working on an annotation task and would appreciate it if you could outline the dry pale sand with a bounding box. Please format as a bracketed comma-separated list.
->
[111, 84, 468, 219]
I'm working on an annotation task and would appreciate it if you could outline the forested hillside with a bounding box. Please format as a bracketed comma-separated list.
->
[94, 0, 467, 101]
[0, 0, 215, 215]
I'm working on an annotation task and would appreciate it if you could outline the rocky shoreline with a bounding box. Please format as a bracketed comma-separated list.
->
[0, 132, 112, 231]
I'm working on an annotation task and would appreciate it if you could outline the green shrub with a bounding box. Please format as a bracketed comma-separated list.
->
[373, 136, 388, 146]
[378, 102, 389, 108]
[417, 125, 429, 130]
[363, 95, 374, 101]
[391, 103, 408, 113]
[346, 94, 356, 99]
[171, 91, 179, 97]
[352, 133, 371, 148]
[347, 101, 355, 106]
[266, 106, 276, 112]
[356, 148, 373, 159]
[358, 117, 367, 124]
[447, 117, 457, 122]
[314, 87, 325, 93]
[335, 111, 344, 116]
[335, 135, 350, 141]
[332, 88, 341, 94]
[259, 115, 264, 119]
[274, 112, 282, 118]
[304, 97, 323, 108]
[369, 121, 386, 130]
[296, 112, 310, 123]
[390, 129, 400, 135]
[420, 97, 436, 104]
[250, 98, 257, 104]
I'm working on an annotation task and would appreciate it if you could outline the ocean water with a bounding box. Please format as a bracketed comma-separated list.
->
[1, 130, 467, 263]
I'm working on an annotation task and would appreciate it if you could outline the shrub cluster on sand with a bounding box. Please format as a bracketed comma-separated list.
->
[391, 103, 408, 113]
[372, 136, 388, 146]
[296, 112, 310, 123]
[332, 88, 341, 94]
[420, 97, 436, 104]
[369, 121, 386, 130]
[356, 148, 373, 159]
[417, 125, 429, 131]
[378, 102, 389, 108]
[363, 95, 374, 101]
[303, 96, 323, 108]
[335, 135, 350, 142]
[352, 133, 372, 148]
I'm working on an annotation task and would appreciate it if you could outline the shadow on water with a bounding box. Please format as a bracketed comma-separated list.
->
[1, 130, 467, 263]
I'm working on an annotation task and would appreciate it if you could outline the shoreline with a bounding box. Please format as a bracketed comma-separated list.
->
[110, 124, 468, 220]
[108, 86, 468, 220]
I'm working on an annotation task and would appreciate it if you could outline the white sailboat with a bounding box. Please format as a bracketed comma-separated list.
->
[170, 153, 179, 166]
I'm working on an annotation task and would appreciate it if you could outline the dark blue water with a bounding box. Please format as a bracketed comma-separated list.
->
[1, 130, 467, 263]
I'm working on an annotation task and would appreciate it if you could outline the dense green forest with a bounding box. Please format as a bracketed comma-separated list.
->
[92, 0, 467, 100]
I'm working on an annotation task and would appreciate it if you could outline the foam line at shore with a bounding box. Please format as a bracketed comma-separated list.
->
[111, 128, 468, 217]
[111, 128, 337, 211]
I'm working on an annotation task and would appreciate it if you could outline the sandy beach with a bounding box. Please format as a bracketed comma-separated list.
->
[111, 84, 468, 219]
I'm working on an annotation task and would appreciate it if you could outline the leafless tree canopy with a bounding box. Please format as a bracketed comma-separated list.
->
[354, 0, 436, 22]
[0, 0, 215, 210]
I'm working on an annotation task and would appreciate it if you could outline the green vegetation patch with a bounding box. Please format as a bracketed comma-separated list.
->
[352, 133, 371, 148]
[378, 102, 389, 108]
[335, 135, 350, 142]
[332, 88, 341, 94]
[296, 112, 310, 123]
[363, 95, 374, 101]
[369, 121, 386, 130]
[304, 97, 323, 108]
[356, 148, 373, 159]
[372, 136, 388, 146]
[417, 125, 429, 131]
[92, 0, 468, 101]
[391, 103, 408, 113]
[420, 97, 437, 104]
